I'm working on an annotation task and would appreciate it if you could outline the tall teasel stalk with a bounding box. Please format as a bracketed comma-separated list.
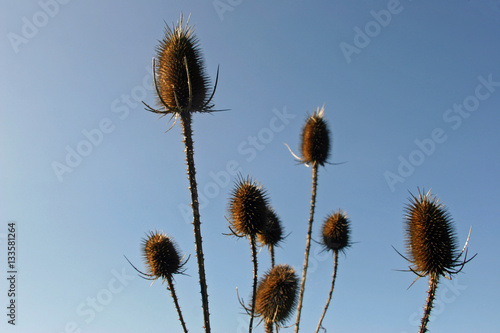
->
[228, 176, 269, 333]
[294, 106, 331, 333]
[255, 264, 299, 333]
[397, 189, 476, 333]
[315, 210, 351, 333]
[143, 14, 220, 333]
[126, 231, 190, 333]
[258, 206, 284, 268]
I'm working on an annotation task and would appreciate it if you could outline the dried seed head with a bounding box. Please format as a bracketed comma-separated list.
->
[405, 190, 458, 277]
[142, 231, 182, 279]
[322, 210, 351, 252]
[155, 14, 211, 114]
[229, 176, 269, 237]
[257, 207, 284, 248]
[300, 106, 331, 166]
[255, 264, 298, 325]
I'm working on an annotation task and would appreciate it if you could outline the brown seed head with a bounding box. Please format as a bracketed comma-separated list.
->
[257, 206, 284, 248]
[155, 14, 211, 114]
[321, 210, 351, 252]
[255, 264, 298, 325]
[229, 176, 269, 237]
[300, 106, 331, 166]
[142, 231, 182, 279]
[405, 190, 458, 277]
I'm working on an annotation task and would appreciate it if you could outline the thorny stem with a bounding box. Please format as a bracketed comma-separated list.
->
[166, 275, 189, 333]
[265, 320, 274, 333]
[180, 112, 211, 333]
[420, 272, 439, 333]
[270, 244, 275, 268]
[249, 236, 258, 333]
[315, 250, 339, 333]
[295, 163, 319, 333]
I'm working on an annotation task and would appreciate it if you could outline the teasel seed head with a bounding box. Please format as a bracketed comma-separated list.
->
[405, 190, 459, 277]
[300, 105, 331, 166]
[153, 14, 212, 115]
[255, 264, 299, 325]
[229, 176, 269, 237]
[321, 209, 351, 252]
[142, 231, 184, 280]
[257, 206, 284, 248]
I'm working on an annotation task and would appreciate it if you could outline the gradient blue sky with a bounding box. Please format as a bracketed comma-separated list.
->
[1, 1, 499, 332]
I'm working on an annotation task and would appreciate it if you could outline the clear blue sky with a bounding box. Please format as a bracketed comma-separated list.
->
[1, 1, 499, 332]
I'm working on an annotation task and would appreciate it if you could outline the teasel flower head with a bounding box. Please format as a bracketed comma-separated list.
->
[143, 13, 218, 118]
[257, 206, 284, 248]
[125, 231, 188, 282]
[255, 264, 299, 325]
[321, 209, 351, 253]
[402, 189, 475, 279]
[299, 105, 331, 166]
[228, 176, 269, 237]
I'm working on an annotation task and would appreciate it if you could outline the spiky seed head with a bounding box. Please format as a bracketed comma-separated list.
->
[405, 190, 458, 277]
[155, 14, 211, 114]
[229, 176, 268, 237]
[257, 207, 284, 248]
[300, 106, 331, 166]
[142, 231, 182, 279]
[322, 210, 351, 252]
[255, 264, 298, 325]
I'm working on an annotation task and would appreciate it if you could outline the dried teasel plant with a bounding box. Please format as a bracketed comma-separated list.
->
[143, 13, 218, 118]
[227, 175, 269, 333]
[255, 264, 299, 333]
[257, 206, 285, 268]
[294, 106, 332, 333]
[315, 210, 351, 333]
[126, 231, 190, 333]
[299, 106, 331, 167]
[142, 13, 223, 333]
[395, 189, 476, 333]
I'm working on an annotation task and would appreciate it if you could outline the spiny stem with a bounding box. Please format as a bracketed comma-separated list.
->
[270, 244, 275, 268]
[166, 275, 189, 333]
[180, 112, 211, 333]
[265, 320, 274, 333]
[249, 236, 258, 333]
[295, 163, 319, 333]
[315, 250, 339, 333]
[420, 272, 439, 333]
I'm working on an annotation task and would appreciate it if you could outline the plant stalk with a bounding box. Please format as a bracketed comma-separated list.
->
[180, 112, 211, 333]
[419, 272, 439, 333]
[166, 275, 189, 333]
[249, 236, 258, 333]
[295, 163, 319, 333]
[315, 249, 339, 333]
[265, 320, 274, 333]
[270, 244, 275, 268]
